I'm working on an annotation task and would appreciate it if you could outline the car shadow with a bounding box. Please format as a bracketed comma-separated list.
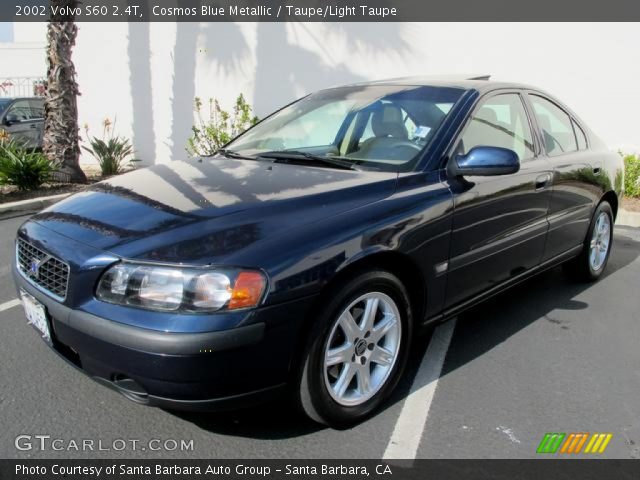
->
[170, 230, 640, 438]
[171, 396, 322, 439]
[395, 228, 640, 402]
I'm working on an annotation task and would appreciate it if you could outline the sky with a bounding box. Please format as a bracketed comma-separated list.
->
[0, 23, 13, 42]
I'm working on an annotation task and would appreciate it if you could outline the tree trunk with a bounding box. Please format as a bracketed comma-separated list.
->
[43, 1, 87, 183]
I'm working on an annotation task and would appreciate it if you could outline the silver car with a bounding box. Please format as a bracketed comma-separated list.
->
[0, 97, 45, 149]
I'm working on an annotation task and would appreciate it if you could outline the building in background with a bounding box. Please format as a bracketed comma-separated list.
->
[0, 22, 14, 42]
[1, 22, 639, 164]
[0, 22, 46, 98]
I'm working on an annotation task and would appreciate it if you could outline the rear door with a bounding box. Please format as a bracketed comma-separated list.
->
[444, 91, 552, 307]
[524, 93, 595, 260]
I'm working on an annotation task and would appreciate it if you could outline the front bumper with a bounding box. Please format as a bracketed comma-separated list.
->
[13, 264, 315, 411]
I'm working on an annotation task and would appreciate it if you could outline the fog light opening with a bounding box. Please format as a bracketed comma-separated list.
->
[112, 374, 148, 398]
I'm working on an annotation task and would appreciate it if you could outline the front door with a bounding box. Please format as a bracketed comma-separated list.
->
[444, 92, 552, 307]
[29, 98, 45, 149]
[2, 99, 40, 148]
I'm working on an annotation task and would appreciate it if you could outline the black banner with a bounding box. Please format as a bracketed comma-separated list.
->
[2, 0, 640, 22]
[2, 460, 640, 480]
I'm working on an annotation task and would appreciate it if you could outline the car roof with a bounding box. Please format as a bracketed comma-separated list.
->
[342, 75, 536, 93]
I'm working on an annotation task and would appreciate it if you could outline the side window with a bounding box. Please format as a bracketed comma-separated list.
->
[459, 93, 535, 161]
[572, 119, 588, 150]
[6, 100, 33, 122]
[530, 95, 577, 156]
[29, 99, 44, 119]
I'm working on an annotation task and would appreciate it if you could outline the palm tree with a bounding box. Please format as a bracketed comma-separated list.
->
[43, 0, 86, 183]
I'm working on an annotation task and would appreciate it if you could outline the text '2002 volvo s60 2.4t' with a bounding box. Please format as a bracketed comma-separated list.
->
[13, 76, 623, 427]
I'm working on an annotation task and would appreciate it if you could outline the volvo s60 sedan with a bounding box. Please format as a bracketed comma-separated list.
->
[13, 76, 623, 427]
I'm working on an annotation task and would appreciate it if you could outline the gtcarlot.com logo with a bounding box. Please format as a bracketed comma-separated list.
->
[14, 435, 194, 452]
[536, 432, 613, 454]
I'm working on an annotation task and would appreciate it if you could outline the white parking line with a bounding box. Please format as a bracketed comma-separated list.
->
[383, 318, 457, 460]
[0, 298, 21, 313]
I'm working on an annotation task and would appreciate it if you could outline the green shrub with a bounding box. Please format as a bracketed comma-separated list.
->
[623, 153, 640, 198]
[82, 118, 139, 176]
[186, 94, 259, 157]
[0, 140, 54, 191]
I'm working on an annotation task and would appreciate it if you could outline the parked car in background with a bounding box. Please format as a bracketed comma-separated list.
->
[0, 97, 45, 149]
[13, 76, 623, 427]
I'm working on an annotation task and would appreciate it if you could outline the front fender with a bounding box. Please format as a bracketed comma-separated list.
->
[246, 171, 454, 320]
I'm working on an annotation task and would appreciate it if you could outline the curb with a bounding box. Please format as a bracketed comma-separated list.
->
[0, 193, 70, 220]
[616, 208, 640, 228]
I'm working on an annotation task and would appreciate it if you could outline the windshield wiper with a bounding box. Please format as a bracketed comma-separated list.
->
[257, 150, 358, 171]
[216, 149, 257, 160]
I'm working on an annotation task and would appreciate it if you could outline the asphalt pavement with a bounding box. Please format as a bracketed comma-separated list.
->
[1, 214, 639, 459]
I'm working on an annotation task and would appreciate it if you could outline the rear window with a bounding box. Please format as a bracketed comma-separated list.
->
[573, 120, 588, 150]
[530, 95, 578, 156]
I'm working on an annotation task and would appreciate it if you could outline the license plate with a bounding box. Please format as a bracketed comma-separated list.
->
[20, 290, 51, 341]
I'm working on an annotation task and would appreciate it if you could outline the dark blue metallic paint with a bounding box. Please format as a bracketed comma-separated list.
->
[454, 146, 521, 176]
[12, 79, 624, 410]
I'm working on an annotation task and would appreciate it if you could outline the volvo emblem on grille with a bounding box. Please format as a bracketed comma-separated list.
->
[28, 256, 50, 280]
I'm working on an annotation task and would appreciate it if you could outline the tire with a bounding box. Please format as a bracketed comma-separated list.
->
[297, 270, 413, 428]
[564, 201, 614, 282]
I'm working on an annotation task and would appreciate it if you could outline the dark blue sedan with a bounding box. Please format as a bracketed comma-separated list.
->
[13, 76, 623, 427]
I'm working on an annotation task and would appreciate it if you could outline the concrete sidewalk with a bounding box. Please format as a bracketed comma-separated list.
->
[0, 193, 70, 220]
[616, 208, 640, 228]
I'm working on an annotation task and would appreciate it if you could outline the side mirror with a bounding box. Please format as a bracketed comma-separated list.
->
[449, 146, 520, 177]
[4, 115, 19, 126]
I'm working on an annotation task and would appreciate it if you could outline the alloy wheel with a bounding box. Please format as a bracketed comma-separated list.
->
[323, 292, 402, 407]
[589, 211, 611, 271]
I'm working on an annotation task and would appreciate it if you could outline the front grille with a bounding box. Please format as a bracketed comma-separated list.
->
[16, 238, 70, 300]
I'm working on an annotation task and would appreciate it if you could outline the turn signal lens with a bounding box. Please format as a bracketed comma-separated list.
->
[229, 271, 266, 310]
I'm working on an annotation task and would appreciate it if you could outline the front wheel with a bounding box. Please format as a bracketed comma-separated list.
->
[297, 270, 412, 427]
[564, 201, 614, 281]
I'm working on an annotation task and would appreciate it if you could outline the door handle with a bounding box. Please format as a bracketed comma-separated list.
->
[535, 173, 552, 191]
[29, 124, 37, 129]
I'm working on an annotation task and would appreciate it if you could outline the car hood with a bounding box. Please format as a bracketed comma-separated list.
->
[31, 158, 398, 263]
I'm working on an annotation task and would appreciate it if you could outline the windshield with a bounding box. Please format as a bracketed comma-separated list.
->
[226, 85, 465, 171]
[0, 99, 11, 115]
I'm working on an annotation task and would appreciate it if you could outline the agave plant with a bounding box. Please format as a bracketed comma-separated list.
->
[0, 140, 54, 191]
[82, 133, 139, 177]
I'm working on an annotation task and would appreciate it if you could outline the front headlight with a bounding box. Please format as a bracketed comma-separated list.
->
[96, 263, 267, 312]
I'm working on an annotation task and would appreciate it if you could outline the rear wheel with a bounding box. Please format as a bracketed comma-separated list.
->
[297, 270, 412, 427]
[564, 201, 613, 281]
